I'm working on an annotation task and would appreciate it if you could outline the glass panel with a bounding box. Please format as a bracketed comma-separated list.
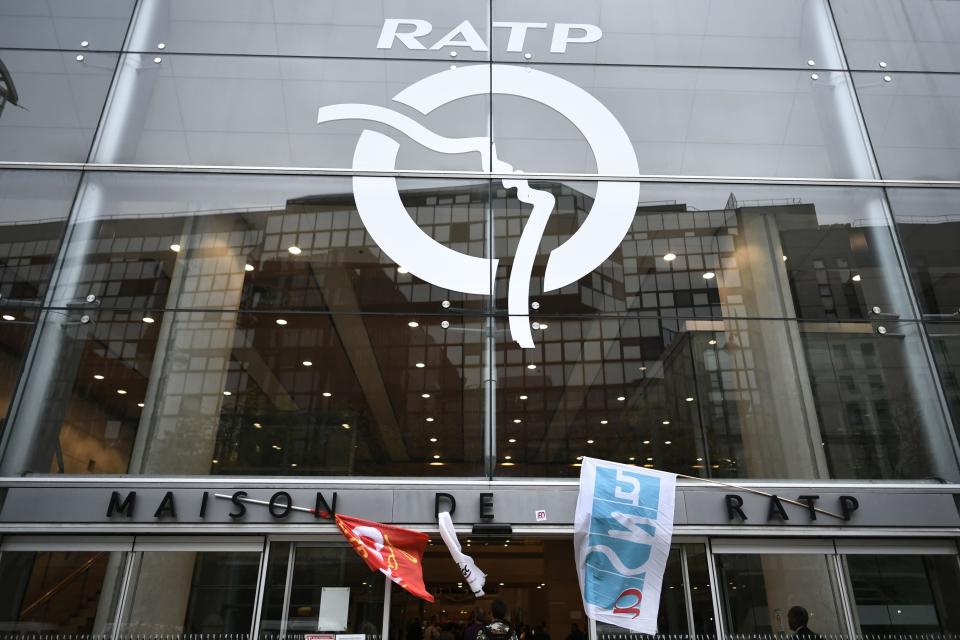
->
[49, 172, 490, 315]
[0, 49, 118, 163]
[685, 545, 718, 637]
[833, 0, 960, 73]
[596, 547, 686, 638]
[887, 188, 960, 317]
[495, 317, 957, 480]
[716, 553, 846, 635]
[847, 554, 960, 635]
[2, 310, 484, 476]
[260, 543, 385, 639]
[257, 541, 291, 639]
[0, 0, 135, 51]
[854, 71, 960, 181]
[0, 550, 126, 636]
[493, 182, 914, 322]
[927, 322, 960, 436]
[492, 66, 874, 179]
[92, 55, 490, 171]
[119, 550, 260, 637]
[492, 0, 842, 69]
[126, 0, 489, 61]
[0, 306, 36, 426]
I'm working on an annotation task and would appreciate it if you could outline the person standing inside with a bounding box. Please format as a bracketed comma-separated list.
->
[788, 606, 820, 639]
[464, 610, 486, 640]
[476, 600, 518, 640]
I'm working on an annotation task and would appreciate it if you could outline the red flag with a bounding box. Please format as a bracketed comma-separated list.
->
[335, 514, 434, 602]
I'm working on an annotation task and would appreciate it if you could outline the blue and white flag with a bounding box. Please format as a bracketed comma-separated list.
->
[574, 457, 676, 634]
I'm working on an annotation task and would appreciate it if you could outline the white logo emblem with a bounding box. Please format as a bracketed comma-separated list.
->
[317, 64, 640, 348]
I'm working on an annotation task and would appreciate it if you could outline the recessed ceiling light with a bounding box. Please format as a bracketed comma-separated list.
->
[94, 374, 104, 380]
[342, 423, 350, 429]
[685, 397, 694, 402]
[142, 316, 155, 324]
[137, 402, 144, 408]
[504, 455, 512, 460]
[513, 418, 521, 424]
[433, 454, 441, 460]
[526, 364, 537, 370]
[421, 393, 431, 398]
[662, 419, 671, 425]
[415, 362, 426, 368]
[519, 395, 528, 400]
[629, 456, 636, 461]
[665, 440, 672, 445]
[617, 396, 626, 401]
[291, 463, 298, 467]
[322, 391, 332, 397]
[302, 360, 313, 366]
[397, 266, 409, 274]
[587, 439, 594, 444]
[600, 419, 608, 425]
[254, 422, 262, 428]
[708, 339, 717, 345]
[288, 246, 302, 255]
[663, 252, 677, 261]
[223, 390, 232, 396]
[696, 457, 703, 462]
[273, 444, 281, 450]
[508, 438, 516, 443]
[212, 459, 219, 464]
[426, 417, 434, 422]
[643, 440, 651, 444]
[647, 457, 653, 462]
[117, 389, 127, 395]
[1, 314, 14, 321]
[430, 437, 438, 443]
[782, 255, 788, 262]
[852, 274, 862, 282]
[170, 243, 181, 252]
[244, 263, 255, 272]
[408, 321, 419, 328]
[639, 366, 647, 371]
[702, 271, 715, 280]
[276, 318, 287, 326]
[576, 456, 583, 461]
[539, 323, 549, 330]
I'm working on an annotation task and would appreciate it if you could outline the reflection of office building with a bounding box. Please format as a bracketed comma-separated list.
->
[1, 2, 959, 640]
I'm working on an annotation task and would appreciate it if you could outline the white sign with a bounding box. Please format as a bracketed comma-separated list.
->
[316, 63, 640, 350]
[574, 458, 676, 634]
[377, 20, 602, 53]
[317, 587, 350, 631]
[535, 509, 548, 522]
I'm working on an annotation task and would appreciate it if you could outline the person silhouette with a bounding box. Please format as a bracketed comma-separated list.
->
[788, 606, 819, 639]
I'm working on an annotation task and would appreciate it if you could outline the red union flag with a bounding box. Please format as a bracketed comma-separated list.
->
[335, 514, 434, 602]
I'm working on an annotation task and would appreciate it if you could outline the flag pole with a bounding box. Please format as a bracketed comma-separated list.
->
[673, 472, 847, 520]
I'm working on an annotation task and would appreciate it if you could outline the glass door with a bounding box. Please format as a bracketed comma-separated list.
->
[712, 539, 850, 638]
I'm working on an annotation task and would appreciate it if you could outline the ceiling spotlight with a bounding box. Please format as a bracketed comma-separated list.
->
[576, 456, 583, 461]
[1, 314, 14, 321]
[662, 419, 671, 425]
[708, 339, 717, 345]
[244, 263, 255, 272]
[508, 438, 517, 443]
[302, 360, 313, 366]
[629, 456, 636, 461]
[702, 272, 716, 280]
[665, 440, 672, 445]
[519, 395, 528, 400]
[137, 402, 145, 408]
[538, 323, 549, 330]
[212, 459, 219, 464]
[513, 418, 521, 424]
[587, 439, 594, 444]
[433, 454, 441, 460]
[421, 393, 431, 398]
[504, 455, 512, 460]
[643, 440, 651, 444]
[852, 274, 862, 282]
[646, 457, 653, 462]
[276, 318, 288, 326]
[696, 457, 703, 462]
[291, 463, 298, 468]
[782, 256, 788, 262]
[685, 396, 694, 402]
[416, 362, 426, 368]
[322, 391, 332, 397]
[617, 395, 626, 401]
[408, 321, 419, 328]
[288, 246, 302, 255]
[430, 437, 438, 443]
[142, 316, 155, 324]
[254, 422, 262, 429]
[397, 266, 409, 274]
[117, 389, 127, 395]
[600, 419, 608, 425]
[223, 390, 232, 396]
[94, 374, 105, 380]
[426, 417, 434, 422]
[342, 423, 351, 429]
[170, 243, 181, 252]
[663, 252, 677, 261]
[639, 366, 647, 371]
[526, 364, 537, 370]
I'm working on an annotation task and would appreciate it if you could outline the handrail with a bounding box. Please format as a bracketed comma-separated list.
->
[19, 551, 106, 619]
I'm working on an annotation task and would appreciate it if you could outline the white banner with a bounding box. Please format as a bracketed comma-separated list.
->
[574, 457, 676, 634]
[438, 511, 486, 597]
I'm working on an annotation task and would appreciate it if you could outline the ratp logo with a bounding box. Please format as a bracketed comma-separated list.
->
[317, 31, 640, 349]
